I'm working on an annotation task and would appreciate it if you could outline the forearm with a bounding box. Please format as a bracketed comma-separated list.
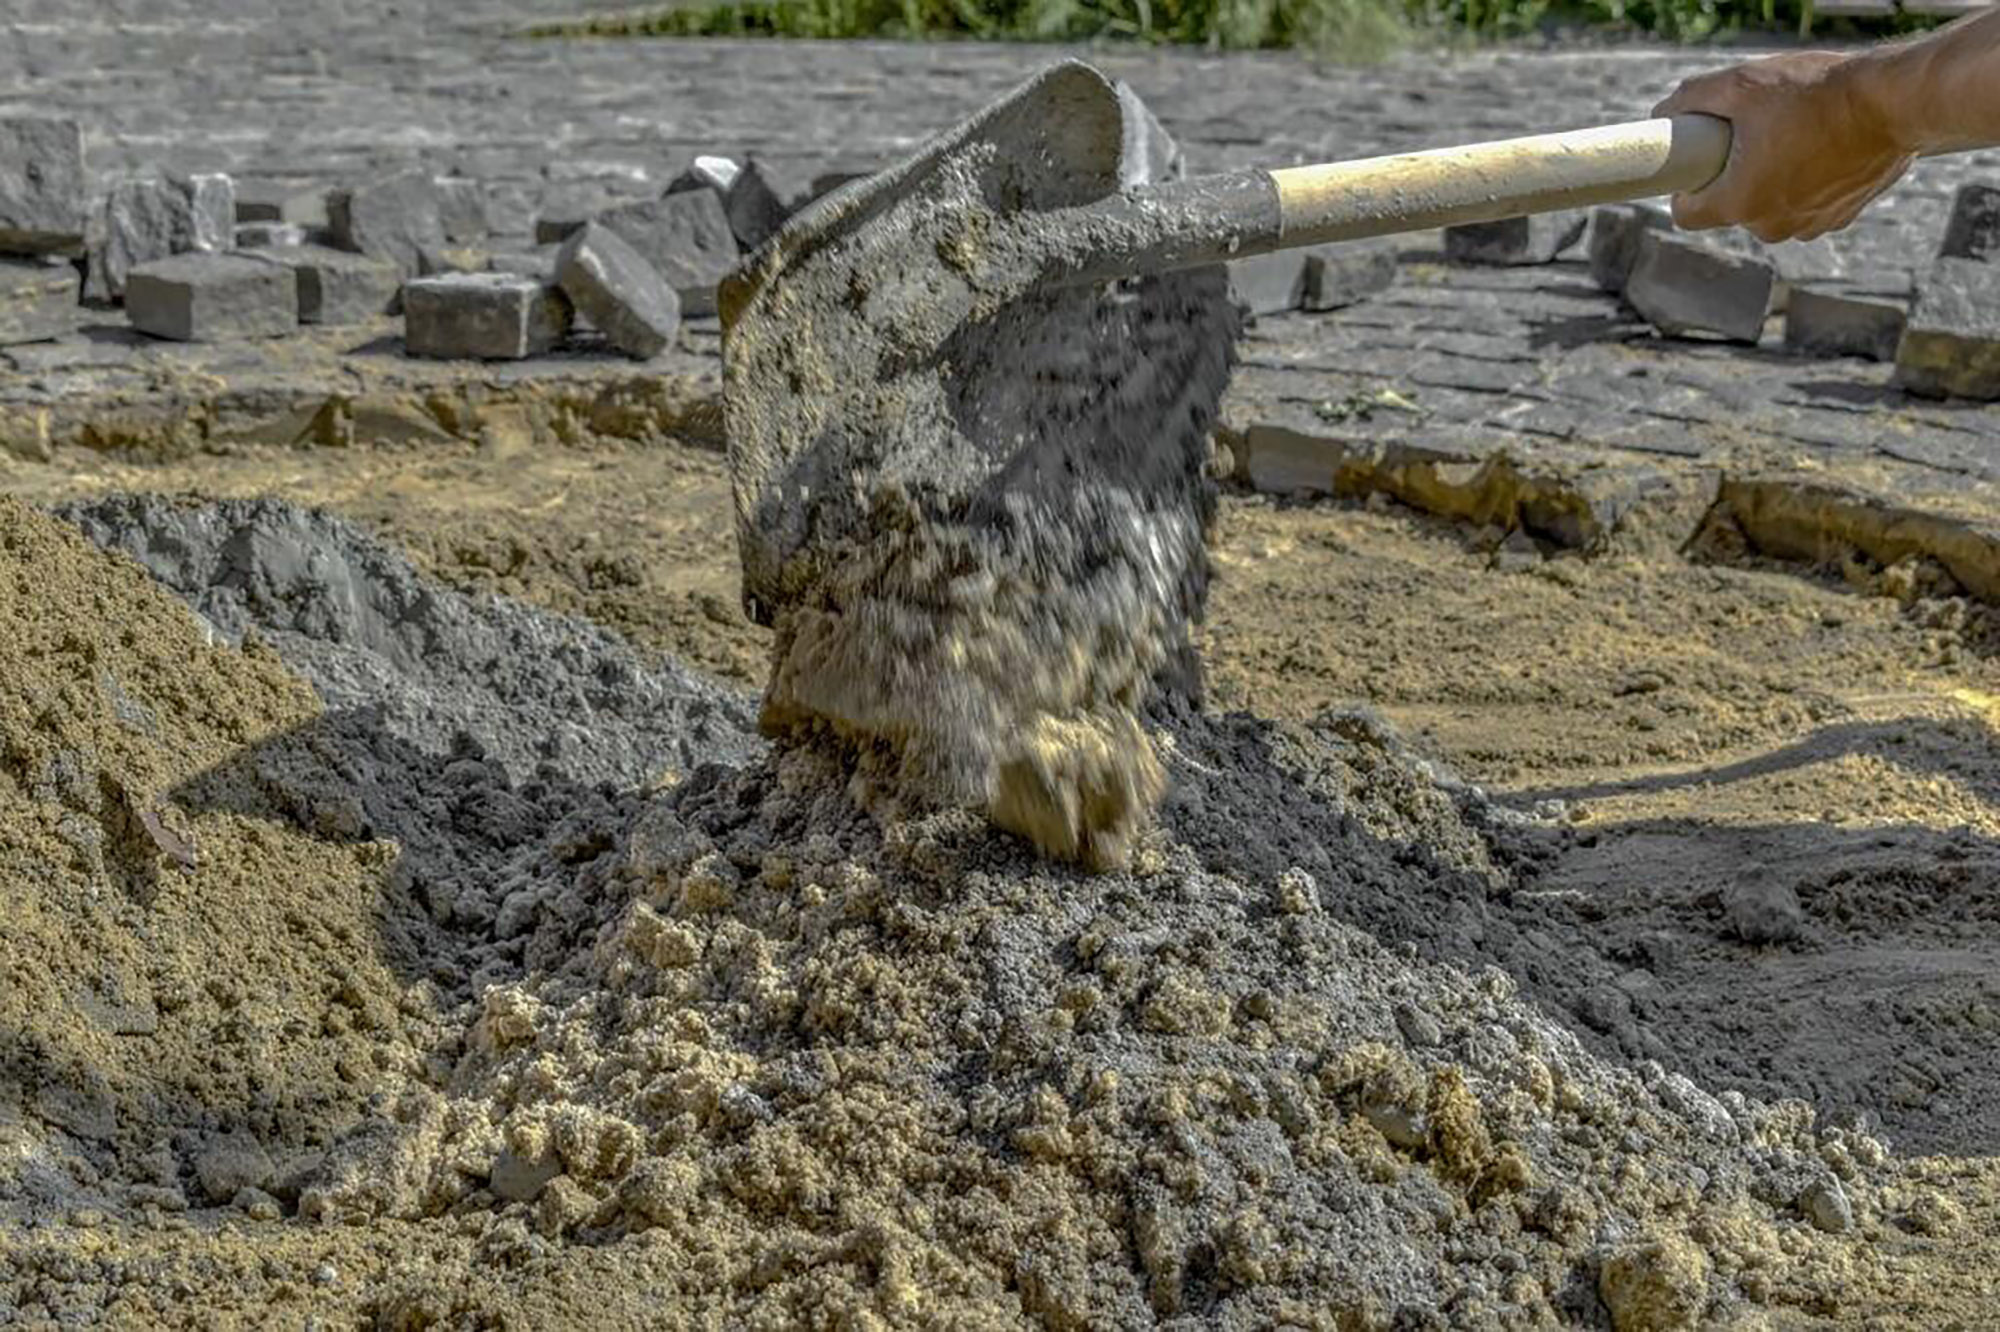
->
[1846, 8, 2000, 155]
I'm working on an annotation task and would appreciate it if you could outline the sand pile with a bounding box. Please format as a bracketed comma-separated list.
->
[0, 496, 1925, 1327]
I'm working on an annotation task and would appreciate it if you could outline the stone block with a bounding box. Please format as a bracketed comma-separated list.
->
[1115, 81, 1182, 188]
[403, 272, 572, 359]
[667, 156, 739, 196]
[1444, 211, 1586, 266]
[1587, 202, 1671, 294]
[535, 214, 588, 246]
[1229, 250, 1309, 317]
[436, 176, 490, 244]
[1303, 242, 1396, 311]
[1784, 283, 1908, 362]
[1895, 258, 2000, 400]
[235, 221, 308, 250]
[126, 252, 298, 342]
[724, 158, 809, 253]
[1939, 182, 2000, 262]
[595, 189, 739, 317]
[328, 170, 446, 279]
[249, 245, 400, 325]
[0, 118, 86, 255]
[0, 257, 79, 344]
[556, 221, 678, 359]
[235, 181, 328, 227]
[86, 173, 234, 301]
[179, 173, 235, 252]
[1625, 232, 1776, 343]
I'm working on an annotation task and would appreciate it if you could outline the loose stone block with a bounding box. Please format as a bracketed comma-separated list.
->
[0, 118, 86, 255]
[487, 246, 561, 281]
[126, 252, 299, 342]
[1587, 202, 1671, 294]
[667, 156, 740, 196]
[436, 177, 490, 244]
[1784, 283, 1908, 362]
[250, 245, 400, 325]
[1625, 231, 1776, 343]
[1303, 242, 1397, 311]
[328, 170, 447, 279]
[235, 182, 328, 227]
[1444, 211, 1586, 266]
[556, 221, 678, 359]
[724, 158, 809, 253]
[235, 221, 308, 249]
[86, 173, 235, 302]
[535, 214, 589, 246]
[179, 173, 235, 252]
[595, 190, 739, 317]
[403, 272, 572, 359]
[1939, 182, 2000, 262]
[0, 257, 80, 344]
[1895, 258, 2000, 400]
[1228, 250, 1310, 317]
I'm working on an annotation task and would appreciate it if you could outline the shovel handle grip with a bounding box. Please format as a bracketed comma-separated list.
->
[1054, 114, 1731, 285]
[1268, 114, 1732, 245]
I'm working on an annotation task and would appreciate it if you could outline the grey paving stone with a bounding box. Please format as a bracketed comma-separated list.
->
[236, 222, 310, 250]
[1625, 232, 1776, 343]
[724, 158, 809, 253]
[0, 257, 80, 345]
[403, 271, 572, 360]
[179, 173, 236, 253]
[235, 182, 328, 227]
[0, 118, 85, 256]
[1586, 203, 1670, 294]
[1938, 182, 2000, 261]
[86, 174, 221, 302]
[436, 176, 491, 244]
[1784, 283, 1908, 363]
[250, 245, 400, 326]
[556, 221, 678, 360]
[1303, 242, 1396, 311]
[126, 252, 299, 343]
[594, 189, 740, 318]
[328, 169, 447, 279]
[1230, 250, 1310, 317]
[1444, 212, 1586, 266]
[535, 214, 589, 246]
[667, 156, 740, 196]
[1896, 258, 2000, 400]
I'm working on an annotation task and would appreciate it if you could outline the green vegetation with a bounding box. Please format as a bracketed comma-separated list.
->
[530, 0, 1937, 57]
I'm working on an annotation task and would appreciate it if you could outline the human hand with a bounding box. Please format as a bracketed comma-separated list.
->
[1654, 53, 1914, 242]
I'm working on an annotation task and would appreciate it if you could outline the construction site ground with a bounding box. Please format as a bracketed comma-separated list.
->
[6, 5, 2000, 1326]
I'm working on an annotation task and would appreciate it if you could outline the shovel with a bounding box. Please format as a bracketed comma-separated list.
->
[718, 60, 1729, 869]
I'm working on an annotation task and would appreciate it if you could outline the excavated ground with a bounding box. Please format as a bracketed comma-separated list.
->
[3, 396, 2000, 1326]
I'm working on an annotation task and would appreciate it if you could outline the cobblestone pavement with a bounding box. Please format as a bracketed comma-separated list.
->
[2, 3, 1999, 568]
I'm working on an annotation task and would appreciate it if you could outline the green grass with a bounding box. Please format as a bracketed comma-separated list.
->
[530, 0, 1939, 57]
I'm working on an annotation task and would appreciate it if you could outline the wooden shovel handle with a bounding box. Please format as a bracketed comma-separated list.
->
[1054, 114, 1732, 286]
[1268, 114, 1732, 245]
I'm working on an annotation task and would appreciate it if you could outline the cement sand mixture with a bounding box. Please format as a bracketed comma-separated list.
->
[725, 65, 1237, 873]
[3, 491, 1986, 1328]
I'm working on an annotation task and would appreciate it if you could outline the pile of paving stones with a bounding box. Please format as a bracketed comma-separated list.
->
[1442, 185, 2000, 400]
[0, 116, 822, 363]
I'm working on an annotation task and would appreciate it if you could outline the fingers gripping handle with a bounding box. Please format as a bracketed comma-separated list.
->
[1267, 114, 1733, 246]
